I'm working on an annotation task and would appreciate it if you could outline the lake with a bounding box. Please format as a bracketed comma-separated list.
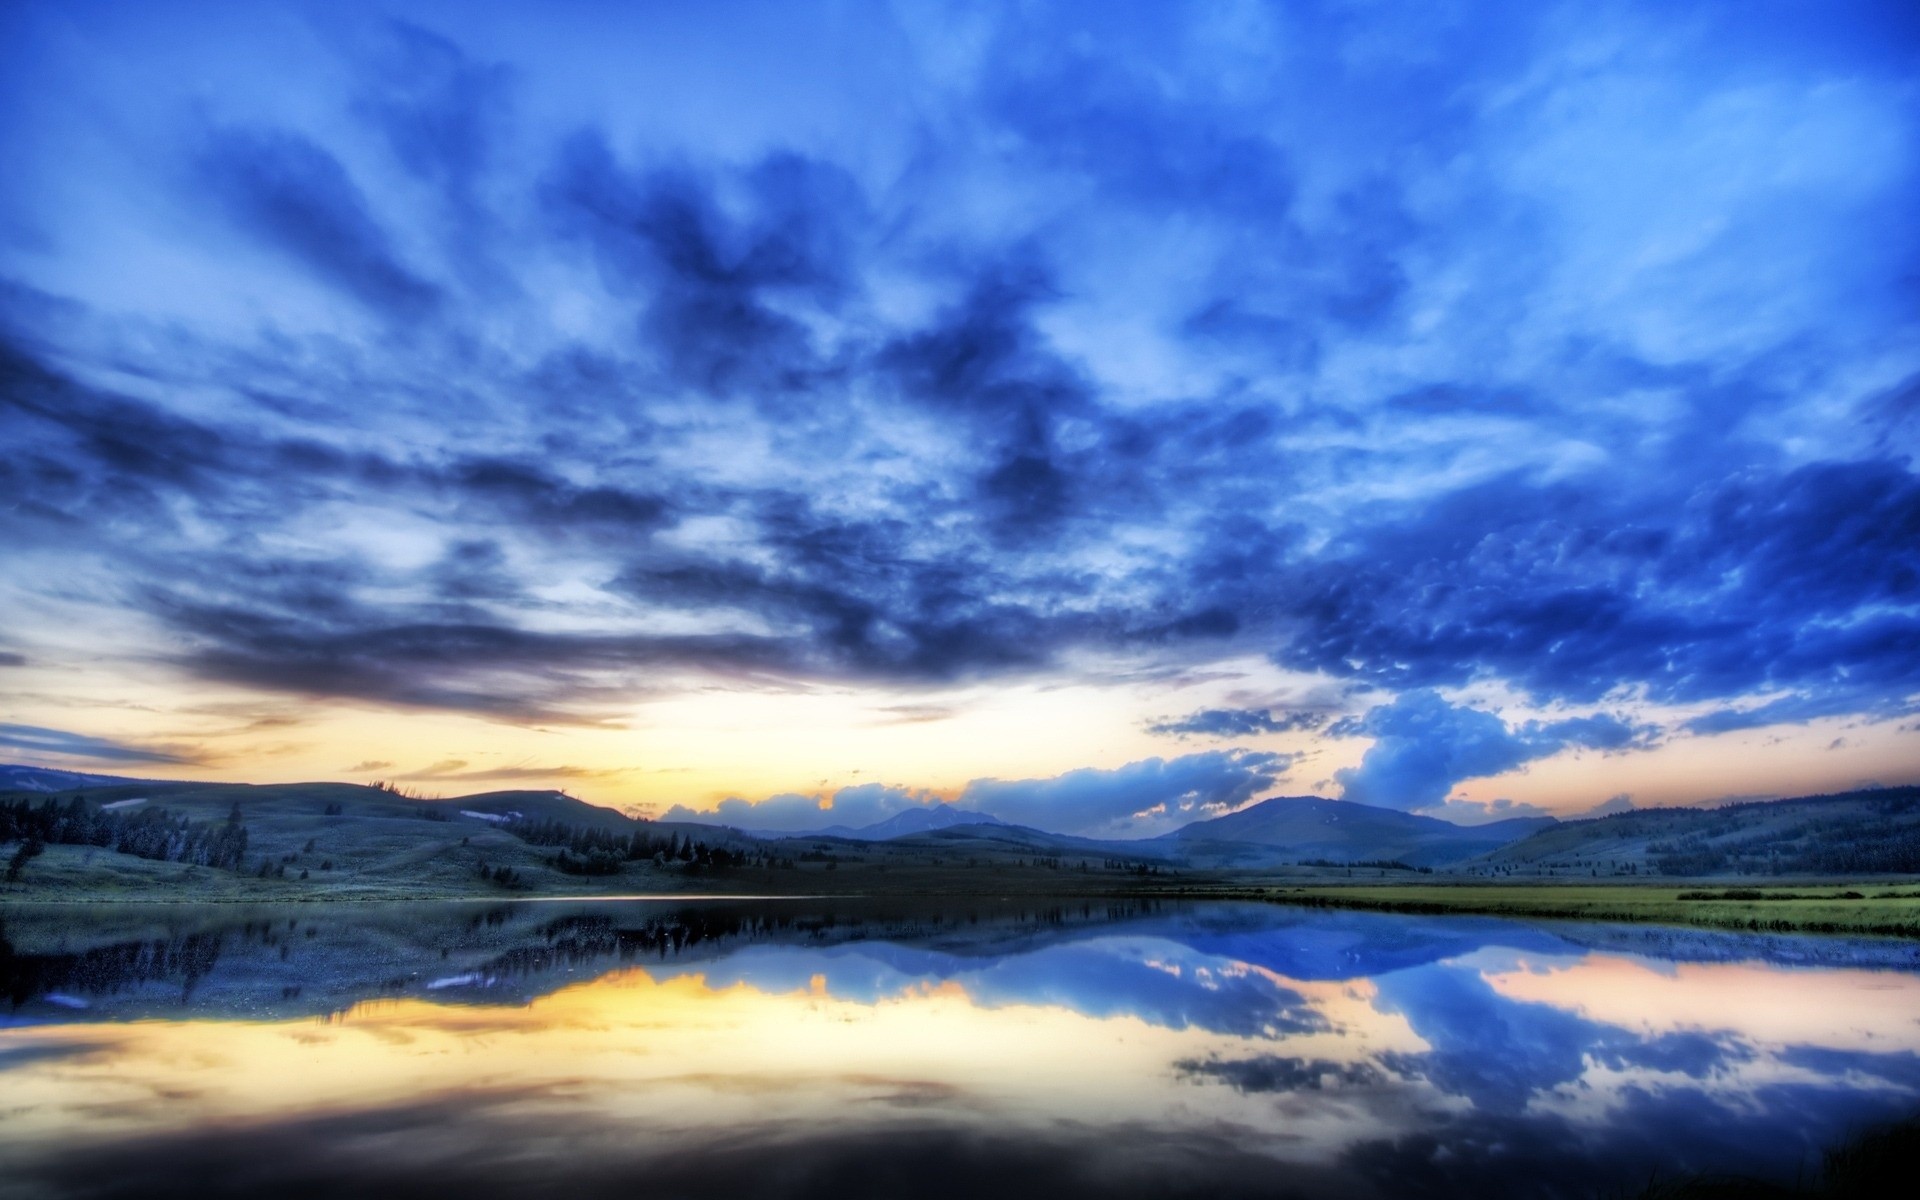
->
[2, 899, 1917, 1199]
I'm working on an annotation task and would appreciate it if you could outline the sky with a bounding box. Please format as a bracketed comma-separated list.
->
[1, 0, 1916, 838]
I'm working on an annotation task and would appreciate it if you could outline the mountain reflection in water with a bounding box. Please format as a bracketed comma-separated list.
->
[2, 899, 1917, 1200]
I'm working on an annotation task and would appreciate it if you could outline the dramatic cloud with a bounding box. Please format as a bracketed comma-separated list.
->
[0, 0, 1915, 812]
[1332, 692, 1656, 813]
[664, 784, 942, 835]
[1148, 708, 1328, 739]
[960, 751, 1291, 838]
[673, 751, 1289, 839]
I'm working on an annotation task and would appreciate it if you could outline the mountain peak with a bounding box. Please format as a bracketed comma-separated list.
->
[1165, 794, 1555, 868]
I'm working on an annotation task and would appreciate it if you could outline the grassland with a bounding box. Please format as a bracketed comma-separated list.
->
[1217, 882, 1920, 937]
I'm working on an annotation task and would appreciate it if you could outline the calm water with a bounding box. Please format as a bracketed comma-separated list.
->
[2, 899, 1918, 1199]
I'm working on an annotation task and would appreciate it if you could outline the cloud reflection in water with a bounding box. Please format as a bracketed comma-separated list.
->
[0, 902, 1916, 1198]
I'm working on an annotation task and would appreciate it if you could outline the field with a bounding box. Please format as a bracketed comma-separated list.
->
[1231, 882, 1920, 937]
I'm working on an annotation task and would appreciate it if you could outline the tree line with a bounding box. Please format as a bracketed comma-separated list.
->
[1, 796, 251, 880]
[503, 816, 792, 876]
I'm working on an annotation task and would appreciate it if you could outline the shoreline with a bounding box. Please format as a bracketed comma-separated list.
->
[6, 879, 1920, 939]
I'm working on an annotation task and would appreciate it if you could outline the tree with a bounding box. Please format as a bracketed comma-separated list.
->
[7, 837, 45, 884]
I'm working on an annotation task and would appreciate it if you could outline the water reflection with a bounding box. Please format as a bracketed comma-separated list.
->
[2, 900, 1916, 1199]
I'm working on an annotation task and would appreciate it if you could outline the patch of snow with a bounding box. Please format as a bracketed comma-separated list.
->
[460, 810, 515, 823]
[99, 797, 147, 811]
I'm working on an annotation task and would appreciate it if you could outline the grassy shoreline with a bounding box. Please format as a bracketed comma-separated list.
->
[6, 863, 1920, 938]
[1197, 882, 1920, 938]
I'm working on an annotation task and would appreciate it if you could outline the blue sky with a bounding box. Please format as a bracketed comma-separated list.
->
[1, 0, 1916, 835]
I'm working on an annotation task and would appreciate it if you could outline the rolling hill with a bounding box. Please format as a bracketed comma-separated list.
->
[1475, 786, 1920, 877]
[0, 764, 164, 793]
[6, 764, 1919, 900]
[0, 774, 766, 898]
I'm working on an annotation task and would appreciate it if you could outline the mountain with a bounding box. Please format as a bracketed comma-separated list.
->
[1161, 795, 1557, 868]
[0, 764, 160, 793]
[1479, 786, 1920, 877]
[782, 803, 1006, 841]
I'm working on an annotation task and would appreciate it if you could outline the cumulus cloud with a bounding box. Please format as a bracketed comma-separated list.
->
[1420, 798, 1558, 826]
[959, 750, 1290, 838]
[664, 783, 942, 834]
[1333, 692, 1657, 813]
[671, 751, 1289, 839]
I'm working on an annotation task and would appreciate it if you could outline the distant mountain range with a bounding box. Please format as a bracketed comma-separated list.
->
[1, 762, 1554, 866]
[731, 793, 1558, 868]
[1157, 795, 1559, 869]
[7, 761, 1914, 879]
[804, 802, 1006, 841]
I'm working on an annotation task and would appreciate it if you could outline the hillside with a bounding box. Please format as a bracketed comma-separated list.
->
[0, 777, 769, 899]
[1477, 786, 1920, 877]
[0, 764, 163, 793]
[1162, 795, 1556, 868]
[6, 770, 1920, 903]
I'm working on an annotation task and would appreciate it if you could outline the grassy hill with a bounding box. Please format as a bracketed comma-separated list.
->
[0, 779, 770, 900]
[1473, 786, 1920, 879]
[5, 777, 1920, 928]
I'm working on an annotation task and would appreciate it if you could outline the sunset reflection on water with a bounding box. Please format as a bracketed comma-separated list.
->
[2, 902, 1916, 1199]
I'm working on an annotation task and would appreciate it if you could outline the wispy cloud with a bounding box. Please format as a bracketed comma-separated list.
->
[0, 723, 198, 766]
[0, 0, 1914, 810]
